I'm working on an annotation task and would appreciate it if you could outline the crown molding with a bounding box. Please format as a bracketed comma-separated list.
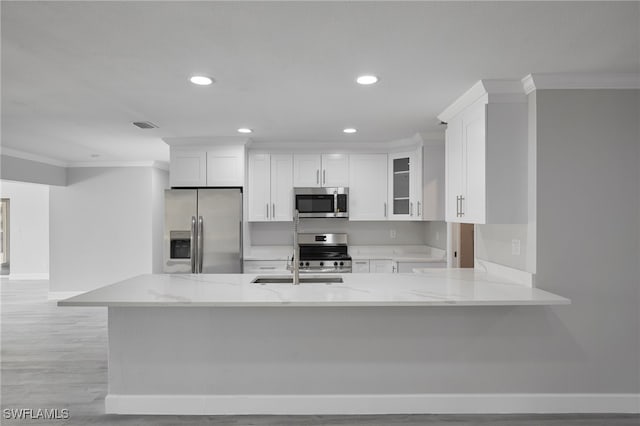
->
[522, 73, 640, 95]
[0, 147, 68, 167]
[437, 79, 526, 123]
[68, 161, 169, 170]
[162, 136, 251, 147]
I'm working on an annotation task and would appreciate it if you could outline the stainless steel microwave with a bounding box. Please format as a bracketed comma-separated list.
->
[294, 187, 349, 218]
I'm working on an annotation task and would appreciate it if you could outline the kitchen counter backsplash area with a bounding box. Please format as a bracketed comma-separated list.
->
[244, 244, 445, 263]
[248, 220, 443, 246]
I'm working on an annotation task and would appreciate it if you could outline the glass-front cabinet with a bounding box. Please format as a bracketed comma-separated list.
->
[388, 150, 422, 220]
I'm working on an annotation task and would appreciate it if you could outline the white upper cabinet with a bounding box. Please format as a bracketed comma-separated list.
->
[170, 145, 245, 188]
[321, 154, 349, 187]
[388, 149, 422, 221]
[248, 153, 293, 222]
[439, 80, 528, 224]
[292, 154, 322, 187]
[207, 145, 244, 187]
[293, 154, 349, 188]
[170, 148, 207, 187]
[349, 154, 388, 221]
[270, 154, 294, 221]
[247, 153, 271, 221]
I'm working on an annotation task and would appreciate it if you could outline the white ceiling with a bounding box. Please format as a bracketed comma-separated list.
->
[2, 1, 638, 164]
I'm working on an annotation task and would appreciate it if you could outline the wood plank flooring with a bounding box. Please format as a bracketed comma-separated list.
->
[2, 279, 638, 426]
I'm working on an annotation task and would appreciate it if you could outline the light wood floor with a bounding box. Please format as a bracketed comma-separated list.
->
[1, 279, 638, 426]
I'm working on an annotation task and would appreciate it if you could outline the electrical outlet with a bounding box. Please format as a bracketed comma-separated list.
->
[511, 239, 521, 256]
[390, 229, 397, 239]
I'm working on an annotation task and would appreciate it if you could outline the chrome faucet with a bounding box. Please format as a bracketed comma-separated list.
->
[292, 209, 300, 285]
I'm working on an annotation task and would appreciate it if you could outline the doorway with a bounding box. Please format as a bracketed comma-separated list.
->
[1, 198, 9, 275]
[449, 222, 474, 268]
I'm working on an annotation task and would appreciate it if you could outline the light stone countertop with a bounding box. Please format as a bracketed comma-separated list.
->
[58, 270, 569, 307]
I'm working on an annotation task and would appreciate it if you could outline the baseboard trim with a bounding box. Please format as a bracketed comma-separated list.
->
[105, 393, 640, 415]
[6, 273, 49, 280]
[48, 291, 84, 301]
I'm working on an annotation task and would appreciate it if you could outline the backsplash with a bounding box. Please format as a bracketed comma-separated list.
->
[250, 220, 432, 246]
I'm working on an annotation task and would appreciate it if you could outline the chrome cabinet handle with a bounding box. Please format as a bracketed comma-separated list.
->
[460, 196, 464, 217]
[266, 203, 269, 218]
[190, 216, 196, 273]
[323, 169, 326, 185]
[197, 216, 204, 273]
[456, 196, 461, 217]
[417, 201, 421, 216]
[410, 202, 414, 216]
[316, 169, 320, 184]
[384, 202, 387, 218]
[272, 203, 275, 218]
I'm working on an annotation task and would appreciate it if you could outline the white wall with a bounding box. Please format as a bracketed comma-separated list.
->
[49, 167, 168, 292]
[424, 220, 446, 250]
[250, 220, 429, 246]
[0, 180, 50, 279]
[151, 168, 169, 273]
[532, 89, 639, 393]
[1, 155, 66, 186]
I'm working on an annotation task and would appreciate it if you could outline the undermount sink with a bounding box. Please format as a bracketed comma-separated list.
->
[251, 275, 343, 284]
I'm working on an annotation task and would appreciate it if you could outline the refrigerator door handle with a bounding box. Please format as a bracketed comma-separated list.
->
[190, 216, 197, 273]
[197, 216, 204, 273]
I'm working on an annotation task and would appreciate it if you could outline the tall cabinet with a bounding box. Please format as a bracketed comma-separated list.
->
[439, 80, 528, 224]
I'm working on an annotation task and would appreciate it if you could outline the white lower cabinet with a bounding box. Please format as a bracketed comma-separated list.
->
[370, 260, 395, 273]
[352, 260, 370, 273]
[244, 260, 289, 274]
[395, 261, 446, 273]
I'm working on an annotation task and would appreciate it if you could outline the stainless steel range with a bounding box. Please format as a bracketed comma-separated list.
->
[296, 233, 352, 273]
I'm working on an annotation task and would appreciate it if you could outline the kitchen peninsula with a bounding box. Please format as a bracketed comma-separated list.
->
[60, 271, 568, 415]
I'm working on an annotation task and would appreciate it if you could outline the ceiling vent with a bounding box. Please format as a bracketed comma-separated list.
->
[132, 121, 158, 129]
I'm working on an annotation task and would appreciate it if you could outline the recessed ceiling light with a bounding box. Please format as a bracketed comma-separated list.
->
[343, 128, 357, 134]
[190, 75, 214, 86]
[237, 128, 252, 134]
[356, 75, 379, 85]
[90, 154, 101, 158]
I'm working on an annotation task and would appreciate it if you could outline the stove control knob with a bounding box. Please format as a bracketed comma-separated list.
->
[299, 262, 304, 267]
[339, 261, 344, 266]
[319, 262, 324, 267]
[305, 262, 310, 267]
[333, 261, 338, 267]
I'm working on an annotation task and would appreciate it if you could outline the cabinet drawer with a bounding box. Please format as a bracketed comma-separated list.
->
[352, 260, 370, 273]
[244, 260, 288, 274]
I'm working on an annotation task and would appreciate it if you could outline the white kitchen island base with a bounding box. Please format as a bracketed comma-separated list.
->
[60, 272, 570, 415]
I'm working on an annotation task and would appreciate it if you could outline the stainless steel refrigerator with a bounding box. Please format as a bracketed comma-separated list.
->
[163, 188, 243, 273]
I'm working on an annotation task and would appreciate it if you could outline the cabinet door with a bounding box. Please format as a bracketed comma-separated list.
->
[170, 149, 207, 187]
[349, 154, 388, 220]
[270, 154, 293, 221]
[370, 259, 394, 273]
[207, 146, 244, 187]
[352, 260, 370, 273]
[462, 102, 486, 223]
[388, 151, 421, 220]
[247, 153, 271, 222]
[321, 154, 349, 187]
[410, 149, 423, 220]
[445, 116, 464, 222]
[293, 154, 321, 187]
